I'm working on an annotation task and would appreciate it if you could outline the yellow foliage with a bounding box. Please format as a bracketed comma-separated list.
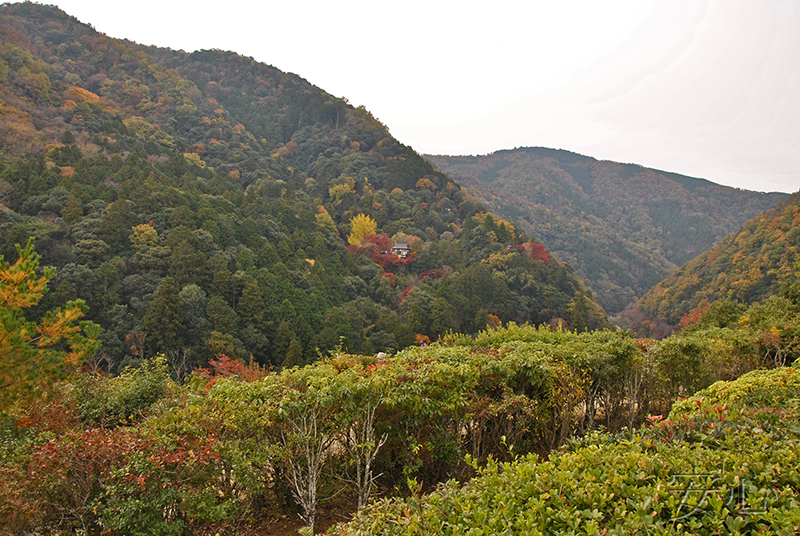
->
[347, 214, 377, 246]
[65, 86, 100, 104]
[329, 177, 356, 206]
[482, 251, 516, 271]
[123, 117, 156, 135]
[0, 239, 100, 412]
[475, 212, 516, 235]
[130, 223, 159, 250]
[315, 211, 337, 234]
[415, 178, 436, 190]
[182, 152, 207, 168]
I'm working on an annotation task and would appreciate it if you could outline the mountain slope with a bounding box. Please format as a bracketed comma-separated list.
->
[0, 3, 605, 372]
[639, 192, 800, 324]
[427, 148, 788, 313]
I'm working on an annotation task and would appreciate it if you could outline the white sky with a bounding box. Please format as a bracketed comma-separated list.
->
[38, 0, 800, 193]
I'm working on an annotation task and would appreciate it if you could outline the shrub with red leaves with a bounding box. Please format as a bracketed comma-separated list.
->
[198, 354, 268, 386]
[419, 269, 445, 280]
[516, 242, 551, 265]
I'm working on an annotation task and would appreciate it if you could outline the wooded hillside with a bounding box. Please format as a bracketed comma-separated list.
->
[640, 192, 800, 325]
[3, 5, 800, 534]
[427, 148, 788, 313]
[0, 3, 604, 375]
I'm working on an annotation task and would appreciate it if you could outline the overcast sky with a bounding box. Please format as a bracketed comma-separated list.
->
[41, 0, 800, 193]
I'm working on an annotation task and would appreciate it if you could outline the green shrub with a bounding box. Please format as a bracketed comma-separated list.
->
[75, 355, 173, 426]
[670, 366, 800, 419]
[326, 428, 800, 535]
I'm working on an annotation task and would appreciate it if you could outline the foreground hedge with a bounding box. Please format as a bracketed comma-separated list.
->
[670, 366, 800, 419]
[327, 366, 800, 535]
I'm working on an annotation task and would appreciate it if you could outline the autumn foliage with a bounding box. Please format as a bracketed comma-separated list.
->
[641, 193, 800, 324]
[197, 353, 268, 386]
[347, 214, 378, 246]
[346, 233, 414, 270]
[0, 239, 100, 411]
[515, 242, 551, 265]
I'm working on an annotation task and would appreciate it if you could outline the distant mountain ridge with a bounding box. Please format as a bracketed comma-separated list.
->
[427, 148, 788, 313]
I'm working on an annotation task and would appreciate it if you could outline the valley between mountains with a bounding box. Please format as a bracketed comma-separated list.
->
[2, 3, 800, 535]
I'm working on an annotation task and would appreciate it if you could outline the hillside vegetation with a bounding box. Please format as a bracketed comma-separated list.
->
[0, 2, 604, 375]
[427, 148, 787, 313]
[4, 4, 800, 535]
[640, 192, 800, 325]
[3, 281, 800, 533]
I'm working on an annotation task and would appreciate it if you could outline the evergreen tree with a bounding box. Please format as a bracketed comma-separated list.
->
[60, 196, 83, 224]
[169, 240, 209, 288]
[143, 276, 184, 354]
[273, 320, 296, 366]
[239, 280, 266, 330]
[0, 239, 100, 410]
[179, 284, 210, 344]
[430, 297, 456, 338]
[240, 326, 270, 365]
[99, 200, 136, 253]
[567, 292, 589, 333]
[207, 296, 239, 334]
[473, 309, 490, 333]
[282, 338, 305, 369]
[209, 270, 233, 304]
[406, 302, 428, 337]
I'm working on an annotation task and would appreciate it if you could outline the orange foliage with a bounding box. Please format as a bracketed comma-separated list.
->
[679, 305, 710, 329]
[414, 334, 431, 347]
[1, 240, 99, 409]
[197, 354, 268, 388]
[65, 86, 100, 104]
[275, 141, 299, 158]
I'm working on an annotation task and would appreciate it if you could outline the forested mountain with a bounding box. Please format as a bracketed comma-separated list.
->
[6, 6, 800, 534]
[0, 3, 605, 374]
[640, 191, 800, 325]
[427, 148, 788, 313]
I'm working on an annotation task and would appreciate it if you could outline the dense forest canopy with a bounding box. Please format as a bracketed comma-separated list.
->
[0, 2, 606, 374]
[3, 3, 800, 535]
[640, 191, 800, 325]
[427, 148, 788, 313]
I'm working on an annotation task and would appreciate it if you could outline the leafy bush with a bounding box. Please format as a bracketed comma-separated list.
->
[669, 365, 800, 419]
[75, 356, 173, 426]
[327, 426, 800, 535]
